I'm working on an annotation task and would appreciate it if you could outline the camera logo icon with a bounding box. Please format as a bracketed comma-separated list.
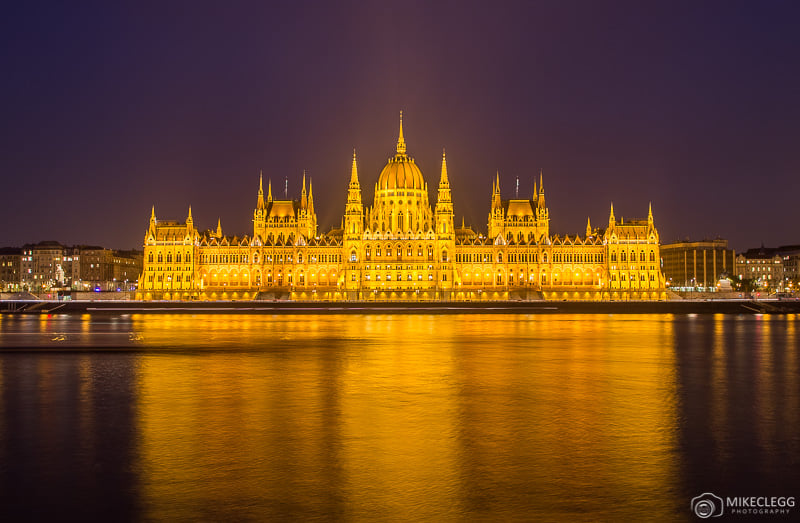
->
[691, 492, 724, 518]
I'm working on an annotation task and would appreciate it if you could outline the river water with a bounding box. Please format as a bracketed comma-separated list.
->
[0, 313, 798, 520]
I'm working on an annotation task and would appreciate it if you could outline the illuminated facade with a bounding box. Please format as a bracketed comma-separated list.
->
[137, 115, 666, 301]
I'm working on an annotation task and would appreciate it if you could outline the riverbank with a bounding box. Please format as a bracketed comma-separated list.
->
[2, 299, 799, 315]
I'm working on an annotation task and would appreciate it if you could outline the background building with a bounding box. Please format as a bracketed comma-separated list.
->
[736, 244, 800, 293]
[0, 247, 21, 291]
[660, 239, 735, 291]
[1, 242, 142, 293]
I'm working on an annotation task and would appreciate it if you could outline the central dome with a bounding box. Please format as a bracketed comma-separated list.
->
[377, 156, 425, 190]
[376, 112, 427, 191]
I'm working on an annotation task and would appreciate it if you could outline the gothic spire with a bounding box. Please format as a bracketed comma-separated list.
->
[308, 178, 315, 213]
[257, 170, 265, 209]
[440, 148, 449, 184]
[586, 216, 592, 237]
[301, 170, 308, 209]
[351, 149, 359, 184]
[267, 179, 272, 202]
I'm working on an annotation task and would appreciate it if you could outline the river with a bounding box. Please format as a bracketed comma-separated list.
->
[0, 313, 797, 520]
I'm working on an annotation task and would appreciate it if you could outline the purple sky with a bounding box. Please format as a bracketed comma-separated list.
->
[1, 1, 798, 251]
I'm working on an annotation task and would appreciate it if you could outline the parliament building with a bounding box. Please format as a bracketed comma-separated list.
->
[137, 115, 666, 301]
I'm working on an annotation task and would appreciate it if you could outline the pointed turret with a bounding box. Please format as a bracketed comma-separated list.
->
[537, 169, 546, 209]
[648, 202, 653, 225]
[301, 170, 308, 209]
[609, 202, 616, 228]
[435, 149, 454, 236]
[344, 149, 364, 241]
[187, 205, 193, 227]
[308, 178, 315, 214]
[216, 218, 222, 238]
[492, 171, 502, 210]
[148, 205, 157, 233]
[350, 148, 359, 184]
[440, 148, 449, 184]
[586, 216, 592, 238]
[396, 110, 407, 156]
[267, 179, 272, 202]
[257, 170, 265, 209]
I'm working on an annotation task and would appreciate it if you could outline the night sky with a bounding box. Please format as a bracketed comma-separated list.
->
[2, 1, 798, 251]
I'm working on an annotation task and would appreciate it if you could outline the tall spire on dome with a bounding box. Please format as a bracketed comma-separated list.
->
[648, 202, 653, 224]
[396, 110, 407, 155]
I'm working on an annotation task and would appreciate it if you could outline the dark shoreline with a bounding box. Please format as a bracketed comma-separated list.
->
[2, 299, 800, 315]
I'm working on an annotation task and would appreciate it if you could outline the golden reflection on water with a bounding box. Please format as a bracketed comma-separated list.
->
[3, 313, 799, 519]
[131, 314, 679, 519]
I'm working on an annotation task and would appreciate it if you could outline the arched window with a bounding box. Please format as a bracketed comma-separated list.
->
[148, 253, 154, 263]
[649, 250, 655, 262]
[298, 253, 303, 263]
[442, 250, 448, 262]
[157, 252, 163, 263]
[498, 252, 503, 263]
[350, 250, 357, 262]
[621, 252, 626, 262]
[611, 252, 617, 262]
[176, 253, 181, 263]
